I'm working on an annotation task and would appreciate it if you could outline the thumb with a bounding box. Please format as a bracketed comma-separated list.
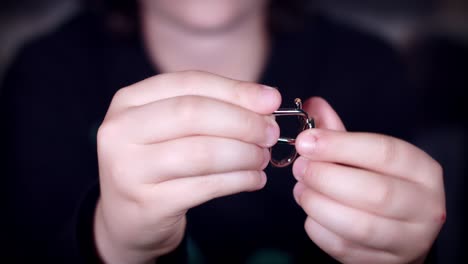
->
[303, 97, 346, 131]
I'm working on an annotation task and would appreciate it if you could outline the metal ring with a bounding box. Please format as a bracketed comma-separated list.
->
[269, 98, 314, 168]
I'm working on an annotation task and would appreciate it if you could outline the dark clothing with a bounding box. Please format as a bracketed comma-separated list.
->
[406, 36, 468, 263]
[1, 11, 423, 263]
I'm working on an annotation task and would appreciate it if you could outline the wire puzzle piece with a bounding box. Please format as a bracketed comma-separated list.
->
[270, 98, 314, 168]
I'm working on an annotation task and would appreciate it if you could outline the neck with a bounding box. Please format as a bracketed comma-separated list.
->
[140, 8, 269, 82]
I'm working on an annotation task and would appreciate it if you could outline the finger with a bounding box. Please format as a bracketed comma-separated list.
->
[148, 170, 266, 214]
[304, 217, 400, 264]
[295, 129, 443, 188]
[294, 183, 418, 252]
[302, 96, 346, 131]
[134, 136, 269, 183]
[109, 70, 281, 115]
[293, 158, 437, 221]
[98, 96, 279, 147]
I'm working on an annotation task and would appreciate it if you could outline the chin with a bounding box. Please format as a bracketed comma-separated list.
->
[143, 0, 267, 33]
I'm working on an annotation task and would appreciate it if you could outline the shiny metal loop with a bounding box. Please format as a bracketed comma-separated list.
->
[270, 98, 314, 168]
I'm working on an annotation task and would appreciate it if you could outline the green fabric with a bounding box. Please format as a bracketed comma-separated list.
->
[246, 249, 292, 264]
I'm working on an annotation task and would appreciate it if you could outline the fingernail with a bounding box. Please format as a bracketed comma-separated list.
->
[297, 131, 317, 154]
[292, 157, 307, 181]
[261, 85, 277, 91]
[259, 171, 268, 188]
[260, 85, 279, 101]
[264, 118, 279, 147]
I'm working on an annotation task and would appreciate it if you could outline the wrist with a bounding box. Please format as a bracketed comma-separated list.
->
[94, 199, 156, 264]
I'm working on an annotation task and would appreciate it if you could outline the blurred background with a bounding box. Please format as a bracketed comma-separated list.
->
[1, 0, 467, 83]
[1, 0, 466, 262]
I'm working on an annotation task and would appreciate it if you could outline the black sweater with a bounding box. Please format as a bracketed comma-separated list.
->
[1, 11, 424, 263]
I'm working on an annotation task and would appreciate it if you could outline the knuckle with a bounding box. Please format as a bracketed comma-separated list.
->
[243, 170, 264, 190]
[129, 191, 153, 214]
[430, 199, 447, 225]
[229, 81, 246, 103]
[180, 69, 205, 78]
[370, 180, 394, 210]
[231, 81, 258, 105]
[429, 160, 444, 188]
[106, 156, 133, 182]
[112, 87, 132, 105]
[299, 189, 313, 209]
[202, 174, 226, 198]
[103, 160, 143, 203]
[187, 141, 214, 174]
[355, 219, 376, 244]
[205, 171, 262, 196]
[97, 118, 121, 147]
[241, 111, 261, 139]
[304, 162, 324, 188]
[253, 147, 268, 170]
[245, 110, 259, 129]
[305, 218, 352, 261]
[148, 72, 178, 92]
[377, 135, 398, 166]
[431, 160, 444, 177]
[178, 70, 206, 92]
[172, 96, 202, 123]
[354, 217, 375, 243]
[328, 236, 351, 260]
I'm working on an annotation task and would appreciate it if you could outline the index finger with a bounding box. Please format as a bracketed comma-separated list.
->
[108, 70, 281, 115]
[295, 129, 443, 189]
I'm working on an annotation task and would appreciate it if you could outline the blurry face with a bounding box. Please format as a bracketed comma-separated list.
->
[140, 0, 268, 33]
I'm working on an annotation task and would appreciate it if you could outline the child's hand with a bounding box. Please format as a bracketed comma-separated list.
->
[94, 71, 281, 264]
[292, 97, 445, 264]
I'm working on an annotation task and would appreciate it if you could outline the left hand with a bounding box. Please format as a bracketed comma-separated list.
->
[292, 97, 445, 264]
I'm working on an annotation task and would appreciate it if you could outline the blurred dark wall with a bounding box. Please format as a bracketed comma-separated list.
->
[0, 0, 79, 82]
[1, 0, 467, 81]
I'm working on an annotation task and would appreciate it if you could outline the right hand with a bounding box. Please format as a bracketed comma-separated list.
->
[94, 71, 281, 264]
